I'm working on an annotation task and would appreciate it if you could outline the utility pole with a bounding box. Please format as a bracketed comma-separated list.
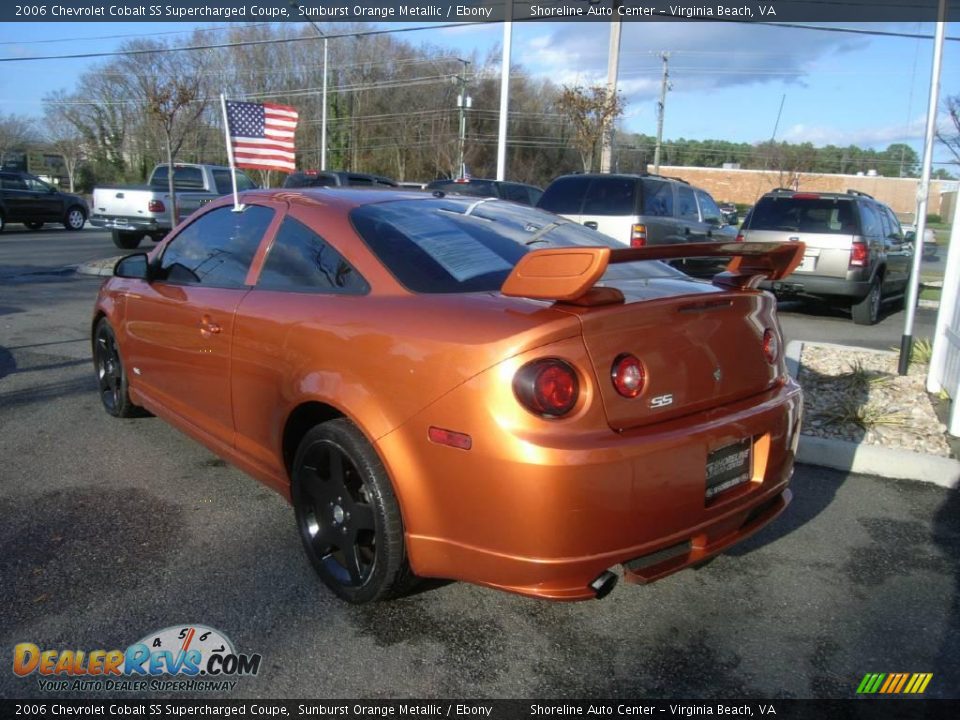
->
[289, 0, 328, 170]
[454, 59, 471, 178]
[599, 7, 623, 174]
[652, 52, 670, 174]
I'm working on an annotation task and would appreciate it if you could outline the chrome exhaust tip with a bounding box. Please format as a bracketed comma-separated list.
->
[588, 570, 618, 599]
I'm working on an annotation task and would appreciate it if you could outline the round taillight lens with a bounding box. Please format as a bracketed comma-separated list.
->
[762, 329, 779, 364]
[513, 359, 579, 418]
[611, 353, 645, 398]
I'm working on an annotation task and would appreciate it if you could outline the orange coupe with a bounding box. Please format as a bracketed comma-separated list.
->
[92, 189, 804, 603]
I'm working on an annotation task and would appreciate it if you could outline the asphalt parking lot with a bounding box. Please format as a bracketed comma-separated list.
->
[1, 226, 958, 700]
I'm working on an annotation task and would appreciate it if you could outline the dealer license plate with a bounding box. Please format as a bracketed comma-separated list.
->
[798, 254, 816, 272]
[705, 438, 752, 499]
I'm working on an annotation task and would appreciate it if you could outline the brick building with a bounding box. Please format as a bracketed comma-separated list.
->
[655, 165, 956, 219]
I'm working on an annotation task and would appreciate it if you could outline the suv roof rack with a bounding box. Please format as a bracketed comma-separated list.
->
[845, 189, 874, 199]
[769, 187, 797, 193]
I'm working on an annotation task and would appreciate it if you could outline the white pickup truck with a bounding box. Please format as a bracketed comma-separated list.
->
[89, 163, 257, 249]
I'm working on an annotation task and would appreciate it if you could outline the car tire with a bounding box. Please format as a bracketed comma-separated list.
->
[851, 277, 882, 326]
[25, 221, 44, 230]
[292, 419, 416, 604]
[63, 206, 86, 231]
[93, 318, 143, 418]
[112, 230, 143, 249]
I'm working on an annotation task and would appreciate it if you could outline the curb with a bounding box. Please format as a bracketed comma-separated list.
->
[786, 340, 960, 489]
[76, 257, 121, 277]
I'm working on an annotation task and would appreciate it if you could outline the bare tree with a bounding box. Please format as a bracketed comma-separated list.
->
[555, 85, 624, 173]
[42, 105, 85, 192]
[938, 94, 960, 166]
[0, 113, 37, 167]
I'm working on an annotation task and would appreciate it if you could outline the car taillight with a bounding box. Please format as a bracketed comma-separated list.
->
[611, 353, 645, 398]
[428, 426, 472, 450]
[735, 232, 745, 242]
[762, 329, 779, 364]
[148, 200, 166, 213]
[630, 224, 647, 248]
[850, 240, 868, 267]
[513, 359, 579, 418]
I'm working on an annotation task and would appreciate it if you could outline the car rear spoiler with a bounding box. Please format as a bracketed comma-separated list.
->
[500, 242, 805, 304]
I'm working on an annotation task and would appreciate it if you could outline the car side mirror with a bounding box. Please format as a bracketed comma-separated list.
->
[903, 231, 917, 243]
[114, 253, 151, 280]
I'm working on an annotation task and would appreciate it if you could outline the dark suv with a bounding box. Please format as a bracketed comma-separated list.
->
[536, 173, 737, 247]
[739, 189, 912, 325]
[0, 171, 88, 232]
[283, 171, 398, 189]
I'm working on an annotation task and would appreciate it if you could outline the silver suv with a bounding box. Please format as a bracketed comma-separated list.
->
[740, 189, 912, 325]
[536, 173, 738, 247]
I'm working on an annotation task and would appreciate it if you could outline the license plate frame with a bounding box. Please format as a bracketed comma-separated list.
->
[705, 438, 753, 500]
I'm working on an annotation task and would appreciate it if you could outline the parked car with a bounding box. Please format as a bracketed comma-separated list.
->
[739, 188, 913, 325]
[536, 173, 738, 248]
[0, 171, 87, 233]
[94, 188, 802, 604]
[901, 223, 939, 260]
[90, 164, 257, 249]
[425, 178, 543, 206]
[283, 170, 398, 189]
[718, 202, 739, 226]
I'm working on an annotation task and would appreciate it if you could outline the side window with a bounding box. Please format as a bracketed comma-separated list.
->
[158, 205, 274, 288]
[582, 177, 637, 216]
[172, 167, 204, 190]
[883, 207, 903, 241]
[25, 176, 52, 192]
[1, 174, 27, 190]
[696, 190, 723, 224]
[234, 172, 257, 191]
[213, 170, 234, 195]
[537, 176, 589, 214]
[348, 176, 374, 186]
[859, 203, 881, 238]
[641, 179, 673, 217]
[677, 186, 699, 221]
[258, 217, 369, 295]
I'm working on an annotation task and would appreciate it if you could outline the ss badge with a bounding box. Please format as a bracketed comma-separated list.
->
[649, 393, 674, 409]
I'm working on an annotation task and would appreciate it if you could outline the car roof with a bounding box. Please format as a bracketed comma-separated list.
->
[242, 187, 441, 210]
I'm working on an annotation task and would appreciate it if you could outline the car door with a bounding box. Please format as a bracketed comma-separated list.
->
[880, 204, 912, 292]
[696, 189, 737, 241]
[23, 175, 63, 221]
[121, 203, 279, 448]
[0, 173, 31, 221]
[230, 212, 371, 482]
[675, 184, 706, 241]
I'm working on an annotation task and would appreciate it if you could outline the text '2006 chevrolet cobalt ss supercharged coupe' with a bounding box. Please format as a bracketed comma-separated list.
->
[92, 189, 804, 603]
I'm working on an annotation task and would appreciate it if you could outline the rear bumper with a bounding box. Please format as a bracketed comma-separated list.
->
[379, 376, 803, 601]
[761, 274, 871, 300]
[89, 215, 166, 234]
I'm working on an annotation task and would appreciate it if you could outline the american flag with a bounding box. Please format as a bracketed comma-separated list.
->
[225, 100, 299, 173]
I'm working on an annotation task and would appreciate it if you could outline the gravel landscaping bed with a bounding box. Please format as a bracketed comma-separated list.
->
[798, 344, 953, 458]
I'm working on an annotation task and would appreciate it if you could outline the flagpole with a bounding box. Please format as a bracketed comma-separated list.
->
[220, 93, 243, 212]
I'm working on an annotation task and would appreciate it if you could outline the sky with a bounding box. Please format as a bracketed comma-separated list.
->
[1, 19, 959, 171]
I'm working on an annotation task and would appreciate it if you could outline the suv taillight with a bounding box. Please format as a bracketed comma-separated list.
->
[630, 224, 647, 248]
[850, 240, 869, 267]
[148, 200, 165, 213]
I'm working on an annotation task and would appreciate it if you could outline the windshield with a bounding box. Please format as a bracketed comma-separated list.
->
[350, 198, 683, 294]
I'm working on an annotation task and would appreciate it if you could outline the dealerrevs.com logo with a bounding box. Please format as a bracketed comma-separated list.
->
[13, 625, 262, 692]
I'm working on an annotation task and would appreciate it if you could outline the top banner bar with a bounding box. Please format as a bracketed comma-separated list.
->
[2, 0, 958, 24]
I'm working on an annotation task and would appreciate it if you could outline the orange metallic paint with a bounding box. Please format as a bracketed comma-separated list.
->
[95, 189, 802, 601]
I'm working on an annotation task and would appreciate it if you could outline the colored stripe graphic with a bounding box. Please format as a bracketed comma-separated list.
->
[857, 673, 932, 694]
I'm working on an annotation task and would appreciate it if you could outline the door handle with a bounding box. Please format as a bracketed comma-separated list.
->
[199, 315, 222, 338]
[583, 221, 598, 230]
[683, 227, 691, 235]
[706, 229, 713, 238]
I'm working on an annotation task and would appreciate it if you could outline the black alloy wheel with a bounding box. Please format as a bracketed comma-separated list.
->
[292, 420, 414, 603]
[93, 319, 141, 418]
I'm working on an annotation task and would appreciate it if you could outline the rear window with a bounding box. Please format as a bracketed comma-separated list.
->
[426, 179, 497, 197]
[350, 198, 680, 294]
[537, 176, 590, 214]
[748, 196, 860, 235]
[151, 166, 204, 190]
[582, 177, 637, 216]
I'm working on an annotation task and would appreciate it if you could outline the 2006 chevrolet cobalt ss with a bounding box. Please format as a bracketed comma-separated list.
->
[92, 189, 804, 603]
